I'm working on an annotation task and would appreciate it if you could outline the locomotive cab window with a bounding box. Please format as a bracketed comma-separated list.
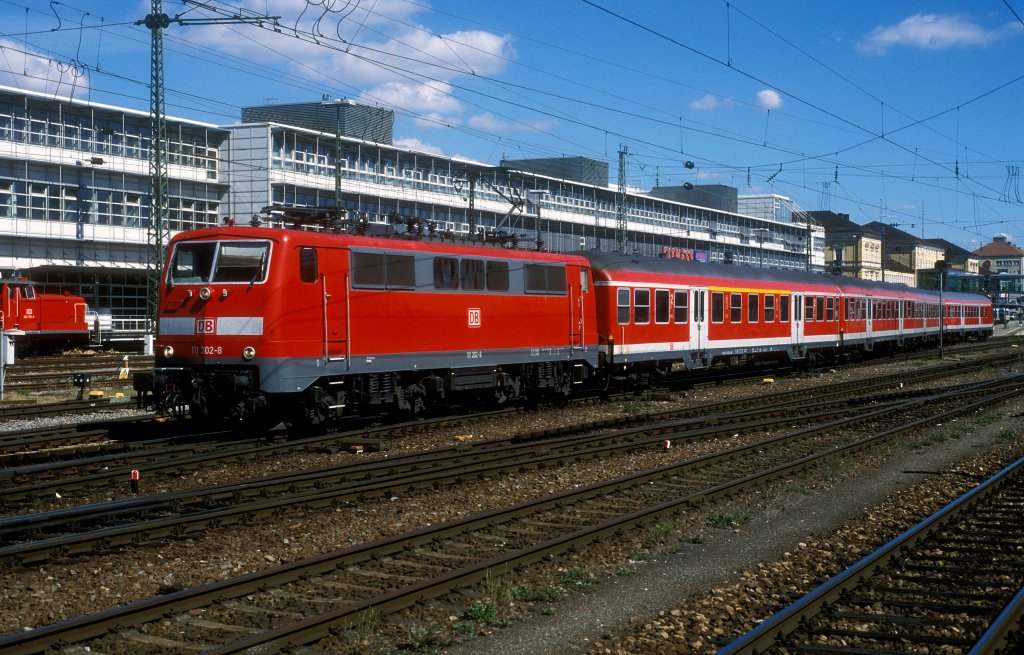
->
[213, 243, 270, 283]
[169, 242, 215, 283]
[169, 240, 270, 285]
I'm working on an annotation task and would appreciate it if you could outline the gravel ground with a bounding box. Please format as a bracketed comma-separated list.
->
[1, 344, 1021, 654]
[442, 407, 1023, 655]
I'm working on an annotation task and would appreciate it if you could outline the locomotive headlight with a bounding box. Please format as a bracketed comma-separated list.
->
[242, 346, 256, 360]
[198, 287, 212, 300]
[162, 345, 174, 358]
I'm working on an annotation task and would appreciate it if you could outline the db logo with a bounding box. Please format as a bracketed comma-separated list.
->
[467, 308, 481, 327]
[195, 318, 216, 334]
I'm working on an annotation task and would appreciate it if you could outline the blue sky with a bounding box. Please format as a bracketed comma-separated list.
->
[2, 0, 1024, 252]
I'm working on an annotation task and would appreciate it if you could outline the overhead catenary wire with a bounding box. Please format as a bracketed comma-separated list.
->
[2, 0, 1022, 242]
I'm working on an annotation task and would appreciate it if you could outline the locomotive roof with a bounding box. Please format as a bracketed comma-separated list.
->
[169, 225, 589, 263]
[574, 250, 988, 303]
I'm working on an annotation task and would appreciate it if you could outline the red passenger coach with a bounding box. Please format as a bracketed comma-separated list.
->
[154, 226, 598, 423]
[579, 251, 992, 380]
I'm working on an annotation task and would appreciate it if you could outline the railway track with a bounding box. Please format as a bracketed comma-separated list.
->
[0, 384, 929, 566]
[0, 372, 1019, 654]
[719, 454, 1024, 655]
[2, 352, 1016, 511]
[0, 398, 131, 423]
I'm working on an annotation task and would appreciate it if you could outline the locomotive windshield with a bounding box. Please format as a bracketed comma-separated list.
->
[169, 240, 270, 284]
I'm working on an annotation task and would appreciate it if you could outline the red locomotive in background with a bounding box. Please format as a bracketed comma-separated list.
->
[0, 278, 90, 355]
[148, 220, 992, 425]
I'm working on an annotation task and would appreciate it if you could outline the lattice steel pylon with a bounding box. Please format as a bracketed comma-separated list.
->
[615, 145, 628, 253]
[137, 0, 278, 341]
[142, 3, 170, 339]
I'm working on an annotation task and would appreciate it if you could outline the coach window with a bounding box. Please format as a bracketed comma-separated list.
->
[634, 288, 651, 324]
[386, 254, 416, 289]
[730, 293, 742, 323]
[780, 295, 790, 322]
[487, 261, 509, 291]
[764, 294, 775, 322]
[711, 291, 724, 323]
[299, 247, 317, 283]
[815, 296, 825, 322]
[673, 290, 688, 323]
[805, 296, 815, 321]
[617, 288, 630, 324]
[826, 297, 835, 322]
[461, 258, 485, 290]
[747, 293, 759, 323]
[433, 257, 459, 289]
[655, 289, 670, 324]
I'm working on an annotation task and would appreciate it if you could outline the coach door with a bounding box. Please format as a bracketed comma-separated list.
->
[792, 293, 805, 354]
[865, 297, 874, 343]
[691, 287, 708, 353]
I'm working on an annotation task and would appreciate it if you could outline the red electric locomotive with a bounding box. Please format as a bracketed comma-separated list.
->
[580, 251, 992, 381]
[152, 225, 598, 423]
[0, 278, 90, 355]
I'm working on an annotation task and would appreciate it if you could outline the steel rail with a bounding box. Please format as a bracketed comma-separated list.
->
[0, 379, 1019, 655]
[718, 454, 1024, 655]
[0, 393, 910, 565]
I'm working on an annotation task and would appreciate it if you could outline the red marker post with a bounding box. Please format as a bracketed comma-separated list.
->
[130, 469, 140, 494]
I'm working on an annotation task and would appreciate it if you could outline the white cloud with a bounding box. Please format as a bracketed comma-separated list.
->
[756, 89, 783, 111]
[367, 81, 462, 116]
[467, 112, 557, 134]
[190, 1, 514, 118]
[468, 112, 513, 131]
[858, 14, 1023, 54]
[393, 136, 445, 156]
[0, 39, 90, 96]
[689, 94, 719, 111]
